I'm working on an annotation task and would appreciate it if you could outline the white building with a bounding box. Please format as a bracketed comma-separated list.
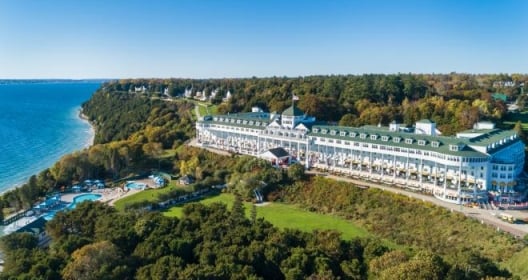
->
[196, 106, 525, 205]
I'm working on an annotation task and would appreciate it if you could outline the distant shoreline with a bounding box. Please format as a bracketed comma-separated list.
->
[78, 108, 95, 147]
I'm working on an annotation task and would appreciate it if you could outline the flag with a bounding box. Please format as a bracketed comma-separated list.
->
[292, 94, 299, 101]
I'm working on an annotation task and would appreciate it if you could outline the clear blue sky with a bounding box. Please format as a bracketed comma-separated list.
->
[1, 0, 527, 78]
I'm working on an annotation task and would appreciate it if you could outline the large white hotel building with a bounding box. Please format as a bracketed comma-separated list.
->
[196, 105, 525, 205]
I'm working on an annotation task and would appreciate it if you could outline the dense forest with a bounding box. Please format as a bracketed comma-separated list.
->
[105, 74, 528, 134]
[0, 199, 515, 279]
[1, 74, 528, 278]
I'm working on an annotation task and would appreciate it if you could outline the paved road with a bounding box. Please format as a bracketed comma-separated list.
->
[312, 172, 528, 238]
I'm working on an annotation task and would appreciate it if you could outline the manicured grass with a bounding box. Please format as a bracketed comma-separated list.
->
[197, 103, 217, 116]
[163, 193, 370, 240]
[114, 184, 192, 211]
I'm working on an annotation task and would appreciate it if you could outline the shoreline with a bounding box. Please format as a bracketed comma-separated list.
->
[78, 108, 95, 147]
[1, 106, 96, 195]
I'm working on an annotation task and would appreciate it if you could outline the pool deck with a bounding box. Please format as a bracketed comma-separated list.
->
[1, 180, 153, 235]
[62, 179, 152, 205]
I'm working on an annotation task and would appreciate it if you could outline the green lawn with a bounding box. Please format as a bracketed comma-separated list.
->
[197, 103, 217, 116]
[163, 193, 370, 240]
[114, 184, 192, 211]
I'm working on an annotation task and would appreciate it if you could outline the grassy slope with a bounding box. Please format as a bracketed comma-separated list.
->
[113, 182, 192, 211]
[163, 193, 370, 240]
[506, 247, 528, 278]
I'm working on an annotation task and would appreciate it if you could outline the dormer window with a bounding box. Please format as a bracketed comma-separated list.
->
[321, 129, 328, 134]
[449, 144, 459, 151]
[350, 132, 357, 138]
[393, 137, 401, 143]
[360, 133, 367, 139]
[418, 140, 426, 146]
[405, 138, 413, 144]
[431, 141, 439, 148]
[330, 130, 337, 135]
[249, 121, 254, 125]
[370, 135, 378, 140]
[242, 120, 248, 124]
[381, 136, 389, 141]
[213, 117, 218, 121]
[340, 131, 347, 136]
[313, 128, 319, 133]
[256, 122, 261, 126]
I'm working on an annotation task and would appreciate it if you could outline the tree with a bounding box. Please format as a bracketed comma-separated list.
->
[513, 121, 525, 141]
[142, 142, 163, 170]
[62, 241, 126, 280]
[287, 163, 305, 181]
[0, 232, 37, 254]
[230, 194, 246, 224]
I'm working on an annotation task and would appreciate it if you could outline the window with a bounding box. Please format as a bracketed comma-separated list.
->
[418, 140, 426, 146]
[312, 128, 319, 133]
[330, 130, 337, 135]
[431, 141, 439, 148]
[350, 132, 357, 137]
[492, 165, 498, 170]
[360, 133, 367, 139]
[405, 138, 413, 144]
[492, 173, 497, 178]
[500, 174, 506, 179]
[449, 145, 458, 151]
[393, 137, 401, 143]
[321, 129, 327, 134]
[371, 135, 378, 140]
[381, 136, 389, 141]
[340, 131, 347, 136]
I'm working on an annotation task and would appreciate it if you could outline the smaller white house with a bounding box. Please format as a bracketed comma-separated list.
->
[260, 147, 291, 166]
[134, 86, 147, 93]
[179, 175, 195, 185]
[223, 90, 232, 102]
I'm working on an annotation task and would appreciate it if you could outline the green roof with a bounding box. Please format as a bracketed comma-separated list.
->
[309, 124, 490, 157]
[282, 105, 304, 116]
[492, 93, 507, 102]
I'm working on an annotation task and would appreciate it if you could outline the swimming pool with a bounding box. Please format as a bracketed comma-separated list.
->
[43, 193, 102, 221]
[125, 181, 147, 190]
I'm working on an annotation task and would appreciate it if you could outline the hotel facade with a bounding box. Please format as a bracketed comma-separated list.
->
[196, 105, 525, 205]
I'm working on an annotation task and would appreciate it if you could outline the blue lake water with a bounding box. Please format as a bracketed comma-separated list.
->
[0, 81, 101, 193]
